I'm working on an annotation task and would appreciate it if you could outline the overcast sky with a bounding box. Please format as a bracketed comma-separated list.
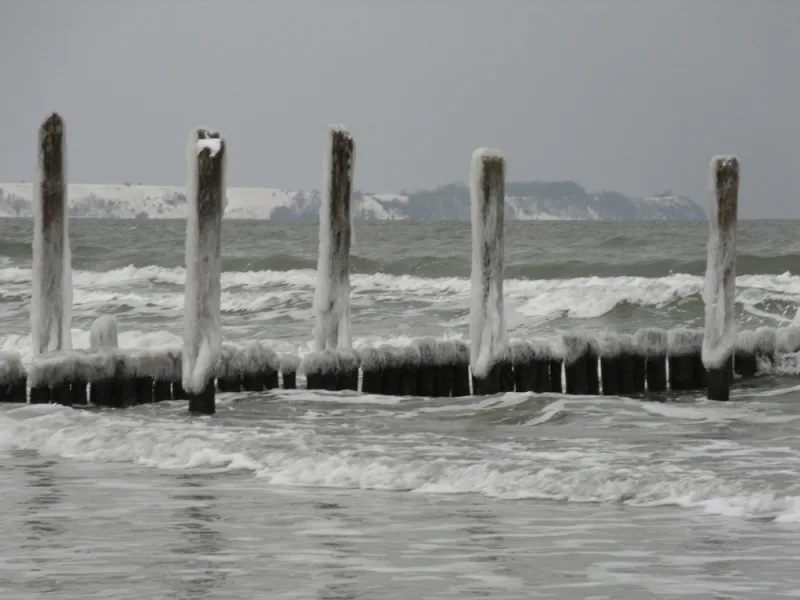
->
[1, 0, 798, 217]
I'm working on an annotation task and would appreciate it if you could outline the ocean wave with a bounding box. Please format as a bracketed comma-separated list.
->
[2, 265, 800, 312]
[2, 402, 799, 523]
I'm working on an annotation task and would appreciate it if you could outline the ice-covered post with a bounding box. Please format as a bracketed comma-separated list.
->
[183, 127, 225, 415]
[279, 353, 301, 390]
[562, 334, 590, 395]
[702, 156, 738, 401]
[89, 314, 118, 406]
[31, 113, 72, 358]
[469, 148, 507, 395]
[313, 125, 355, 353]
[636, 328, 667, 392]
[0, 352, 27, 403]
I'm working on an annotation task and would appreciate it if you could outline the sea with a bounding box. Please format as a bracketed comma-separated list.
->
[1, 218, 800, 599]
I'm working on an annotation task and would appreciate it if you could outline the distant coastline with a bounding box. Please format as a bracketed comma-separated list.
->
[0, 181, 705, 221]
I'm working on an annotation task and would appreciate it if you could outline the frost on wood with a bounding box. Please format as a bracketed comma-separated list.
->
[777, 327, 800, 354]
[359, 347, 385, 372]
[0, 351, 25, 385]
[83, 351, 117, 381]
[380, 345, 405, 368]
[634, 328, 668, 358]
[313, 125, 355, 352]
[303, 350, 338, 375]
[279, 352, 301, 375]
[148, 345, 183, 381]
[702, 156, 739, 369]
[736, 327, 776, 355]
[182, 127, 225, 394]
[412, 337, 438, 366]
[196, 137, 222, 157]
[452, 340, 470, 366]
[556, 333, 589, 366]
[617, 334, 636, 355]
[29, 350, 82, 387]
[31, 113, 72, 356]
[256, 342, 280, 374]
[596, 332, 623, 358]
[402, 344, 422, 367]
[90, 315, 119, 351]
[335, 348, 360, 372]
[667, 328, 703, 357]
[509, 341, 535, 366]
[469, 148, 507, 378]
[214, 342, 243, 378]
[434, 340, 458, 366]
[529, 339, 551, 360]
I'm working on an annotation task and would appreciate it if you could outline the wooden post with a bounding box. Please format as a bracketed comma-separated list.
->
[359, 348, 385, 394]
[400, 345, 421, 396]
[381, 346, 404, 396]
[469, 148, 506, 394]
[616, 334, 637, 395]
[451, 341, 471, 397]
[597, 333, 622, 396]
[636, 328, 668, 392]
[314, 125, 355, 352]
[510, 341, 535, 392]
[702, 156, 739, 401]
[0, 352, 27, 403]
[585, 338, 600, 395]
[336, 349, 360, 391]
[733, 330, 758, 378]
[31, 113, 72, 357]
[279, 353, 300, 390]
[413, 338, 437, 397]
[530, 340, 551, 393]
[562, 334, 589, 395]
[183, 128, 225, 415]
[667, 328, 704, 391]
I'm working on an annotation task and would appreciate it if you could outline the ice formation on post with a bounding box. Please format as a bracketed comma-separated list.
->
[182, 127, 226, 406]
[469, 148, 507, 380]
[667, 328, 704, 391]
[90, 315, 119, 350]
[313, 125, 355, 352]
[31, 113, 72, 357]
[702, 156, 739, 370]
[702, 156, 739, 401]
[0, 351, 27, 403]
[777, 327, 800, 354]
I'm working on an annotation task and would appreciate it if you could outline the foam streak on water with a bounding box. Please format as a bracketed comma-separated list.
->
[2, 219, 800, 598]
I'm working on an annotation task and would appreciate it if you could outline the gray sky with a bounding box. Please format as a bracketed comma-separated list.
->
[1, 0, 798, 217]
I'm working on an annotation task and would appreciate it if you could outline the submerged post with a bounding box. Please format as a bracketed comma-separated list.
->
[31, 113, 72, 358]
[702, 156, 739, 401]
[313, 125, 355, 352]
[469, 148, 507, 395]
[183, 127, 225, 415]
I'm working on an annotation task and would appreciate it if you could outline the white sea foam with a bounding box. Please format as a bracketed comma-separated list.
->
[5, 266, 800, 327]
[1, 403, 799, 524]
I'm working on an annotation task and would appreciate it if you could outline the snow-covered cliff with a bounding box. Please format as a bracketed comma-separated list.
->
[0, 181, 705, 221]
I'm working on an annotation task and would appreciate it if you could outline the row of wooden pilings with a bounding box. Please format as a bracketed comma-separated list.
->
[0, 112, 762, 414]
[1, 323, 797, 406]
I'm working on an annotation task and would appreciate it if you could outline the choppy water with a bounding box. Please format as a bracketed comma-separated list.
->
[2, 219, 800, 599]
